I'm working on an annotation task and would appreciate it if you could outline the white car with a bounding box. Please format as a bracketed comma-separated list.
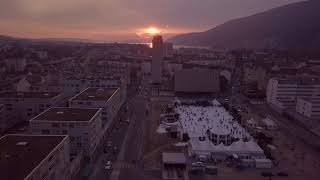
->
[105, 161, 112, 170]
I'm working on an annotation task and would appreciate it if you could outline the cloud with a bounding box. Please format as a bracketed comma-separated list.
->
[0, 0, 303, 41]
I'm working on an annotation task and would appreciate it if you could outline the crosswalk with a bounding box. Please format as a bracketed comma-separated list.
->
[112, 161, 142, 169]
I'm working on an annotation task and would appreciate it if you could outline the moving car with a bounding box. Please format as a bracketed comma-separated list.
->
[105, 161, 112, 170]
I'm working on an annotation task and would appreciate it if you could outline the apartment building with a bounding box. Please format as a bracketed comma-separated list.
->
[69, 87, 122, 141]
[30, 107, 103, 160]
[0, 134, 70, 180]
[63, 76, 126, 104]
[296, 97, 320, 120]
[0, 92, 64, 131]
[266, 77, 320, 109]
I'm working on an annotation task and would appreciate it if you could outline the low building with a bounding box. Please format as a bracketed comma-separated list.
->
[0, 134, 70, 180]
[174, 69, 220, 94]
[162, 152, 187, 180]
[69, 87, 122, 141]
[30, 107, 103, 160]
[0, 91, 64, 131]
[262, 117, 278, 130]
[296, 97, 320, 120]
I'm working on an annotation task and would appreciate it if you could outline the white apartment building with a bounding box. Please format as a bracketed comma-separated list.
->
[0, 91, 64, 131]
[63, 76, 126, 104]
[69, 87, 122, 141]
[0, 134, 70, 180]
[266, 77, 320, 109]
[296, 97, 320, 120]
[30, 107, 103, 160]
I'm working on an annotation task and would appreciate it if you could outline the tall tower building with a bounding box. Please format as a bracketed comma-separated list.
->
[152, 35, 164, 84]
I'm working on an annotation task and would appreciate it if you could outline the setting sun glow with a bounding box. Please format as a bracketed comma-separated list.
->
[144, 27, 161, 35]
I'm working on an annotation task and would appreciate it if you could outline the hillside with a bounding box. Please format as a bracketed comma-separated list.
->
[169, 0, 320, 49]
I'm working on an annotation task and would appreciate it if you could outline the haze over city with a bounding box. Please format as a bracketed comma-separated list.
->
[0, 0, 302, 41]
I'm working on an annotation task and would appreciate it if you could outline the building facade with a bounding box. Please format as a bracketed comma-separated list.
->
[69, 87, 122, 141]
[296, 97, 320, 120]
[174, 69, 220, 93]
[266, 77, 320, 109]
[0, 92, 64, 132]
[0, 134, 70, 180]
[30, 107, 103, 160]
[63, 77, 126, 104]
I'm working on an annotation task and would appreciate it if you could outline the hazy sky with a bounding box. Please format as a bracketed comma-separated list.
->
[0, 0, 303, 41]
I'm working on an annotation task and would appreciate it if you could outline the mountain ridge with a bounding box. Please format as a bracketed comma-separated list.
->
[169, 0, 320, 49]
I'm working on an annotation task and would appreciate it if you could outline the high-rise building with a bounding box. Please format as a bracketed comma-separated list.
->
[151, 35, 164, 84]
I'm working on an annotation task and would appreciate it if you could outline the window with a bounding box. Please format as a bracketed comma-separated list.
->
[52, 123, 59, 128]
[42, 129, 50, 134]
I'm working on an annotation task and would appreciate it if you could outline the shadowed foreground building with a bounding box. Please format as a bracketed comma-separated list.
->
[0, 134, 70, 180]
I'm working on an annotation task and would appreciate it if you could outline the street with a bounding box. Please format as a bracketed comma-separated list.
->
[88, 75, 152, 180]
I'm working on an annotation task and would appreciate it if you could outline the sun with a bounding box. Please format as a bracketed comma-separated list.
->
[144, 27, 161, 35]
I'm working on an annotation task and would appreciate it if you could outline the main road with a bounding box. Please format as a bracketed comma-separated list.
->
[110, 75, 156, 180]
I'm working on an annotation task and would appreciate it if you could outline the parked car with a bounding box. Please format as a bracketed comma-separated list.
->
[192, 162, 204, 167]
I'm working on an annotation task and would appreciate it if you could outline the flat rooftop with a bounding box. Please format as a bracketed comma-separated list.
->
[0, 134, 67, 180]
[0, 91, 62, 99]
[71, 88, 118, 101]
[162, 152, 186, 164]
[32, 107, 100, 122]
